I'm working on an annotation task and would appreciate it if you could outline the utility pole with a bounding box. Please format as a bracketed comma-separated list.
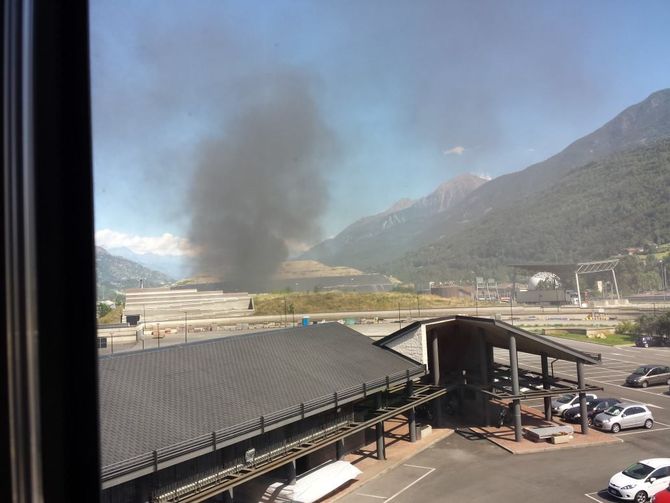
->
[184, 311, 188, 344]
[398, 301, 402, 329]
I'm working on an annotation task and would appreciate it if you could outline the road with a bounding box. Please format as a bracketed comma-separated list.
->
[339, 339, 670, 503]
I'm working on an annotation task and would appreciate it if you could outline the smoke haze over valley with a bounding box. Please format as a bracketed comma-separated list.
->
[89, 1, 670, 290]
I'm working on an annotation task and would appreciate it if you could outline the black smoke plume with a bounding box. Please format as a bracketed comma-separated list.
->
[188, 70, 336, 291]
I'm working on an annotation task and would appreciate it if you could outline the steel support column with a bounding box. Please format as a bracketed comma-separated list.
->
[479, 332, 491, 425]
[221, 489, 234, 503]
[577, 361, 589, 434]
[575, 272, 582, 306]
[431, 331, 443, 427]
[375, 392, 386, 459]
[431, 332, 440, 386]
[336, 438, 345, 460]
[287, 460, 297, 485]
[375, 421, 385, 460]
[541, 354, 552, 421]
[611, 269, 620, 300]
[409, 407, 417, 442]
[508, 334, 522, 442]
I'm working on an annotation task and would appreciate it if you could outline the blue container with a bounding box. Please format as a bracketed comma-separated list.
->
[302, 316, 310, 326]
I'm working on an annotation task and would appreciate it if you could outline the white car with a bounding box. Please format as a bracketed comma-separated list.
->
[551, 393, 598, 417]
[608, 458, 670, 503]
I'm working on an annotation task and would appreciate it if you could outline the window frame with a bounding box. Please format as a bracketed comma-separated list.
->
[3, 1, 100, 501]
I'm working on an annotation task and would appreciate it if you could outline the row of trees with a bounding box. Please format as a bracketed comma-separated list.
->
[617, 311, 670, 337]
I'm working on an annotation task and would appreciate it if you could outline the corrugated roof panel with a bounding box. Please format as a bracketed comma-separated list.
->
[99, 323, 422, 467]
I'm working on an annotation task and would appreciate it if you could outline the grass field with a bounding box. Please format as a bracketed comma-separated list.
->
[526, 329, 637, 347]
[253, 291, 476, 316]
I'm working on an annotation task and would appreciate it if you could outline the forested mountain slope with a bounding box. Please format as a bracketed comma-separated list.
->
[386, 138, 670, 281]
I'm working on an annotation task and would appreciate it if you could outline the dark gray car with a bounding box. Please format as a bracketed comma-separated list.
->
[625, 365, 670, 388]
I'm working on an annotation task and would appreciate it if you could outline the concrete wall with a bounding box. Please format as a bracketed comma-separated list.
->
[383, 325, 427, 364]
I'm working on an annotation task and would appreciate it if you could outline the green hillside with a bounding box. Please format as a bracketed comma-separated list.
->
[386, 138, 670, 282]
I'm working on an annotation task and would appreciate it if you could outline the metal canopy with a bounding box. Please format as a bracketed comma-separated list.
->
[380, 316, 601, 365]
[575, 259, 619, 274]
[574, 259, 620, 304]
[510, 263, 578, 278]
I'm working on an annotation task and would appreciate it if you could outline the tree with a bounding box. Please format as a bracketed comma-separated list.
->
[97, 302, 112, 319]
[114, 293, 126, 307]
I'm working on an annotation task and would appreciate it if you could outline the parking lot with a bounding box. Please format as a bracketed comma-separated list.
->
[339, 338, 670, 503]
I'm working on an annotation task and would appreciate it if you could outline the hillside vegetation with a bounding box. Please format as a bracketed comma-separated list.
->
[253, 291, 475, 316]
[96, 247, 173, 299]
[387, 138, 670, 282]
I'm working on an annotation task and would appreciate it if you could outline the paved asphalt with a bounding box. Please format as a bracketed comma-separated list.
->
[339, 339, 670, 503]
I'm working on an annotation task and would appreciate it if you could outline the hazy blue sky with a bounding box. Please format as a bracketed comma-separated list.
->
[91, 0, 670, 258]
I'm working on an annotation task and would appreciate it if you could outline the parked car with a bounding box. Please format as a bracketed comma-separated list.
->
[563, 397, 621, 425]
[625, 365, 670, 388]
[551, 392, 598, 417]
[635, 335, 670, 348]
[593, 402, 654, 433]
[608, 458, 670, 503]
[653, 487, 670, 503]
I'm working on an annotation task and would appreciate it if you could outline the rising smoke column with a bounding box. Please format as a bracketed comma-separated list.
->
[188, 70, 336, 291]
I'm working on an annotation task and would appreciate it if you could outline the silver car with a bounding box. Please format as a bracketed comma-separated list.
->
[593, 402, 654, 433]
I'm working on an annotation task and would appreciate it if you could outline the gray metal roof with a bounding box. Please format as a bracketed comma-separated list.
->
[99, 323, 423, 469]
[375, 315, 601, 365]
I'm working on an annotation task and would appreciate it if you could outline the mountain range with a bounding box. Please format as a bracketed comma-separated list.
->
[303, 89, 670, 281]
[96, 246, 173, 300]
[302, 172, 489, 268]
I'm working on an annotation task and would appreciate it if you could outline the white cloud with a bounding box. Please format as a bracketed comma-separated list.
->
[443, 146, 465, 155]
[95, 229, 197, 256]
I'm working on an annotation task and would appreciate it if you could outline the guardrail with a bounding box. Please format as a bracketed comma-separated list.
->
[101, 366, 425, 486]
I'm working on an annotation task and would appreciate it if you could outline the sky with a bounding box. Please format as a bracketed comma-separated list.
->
[90, 0, 670, 272]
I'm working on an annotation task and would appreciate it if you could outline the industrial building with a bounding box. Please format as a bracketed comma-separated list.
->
[511, 260, 621, 306]
[99, 317, 600, 503]
[122, 287, 254, 325]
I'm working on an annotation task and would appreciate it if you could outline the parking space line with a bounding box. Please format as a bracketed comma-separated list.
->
[615, 426, 670, 436]
[403, 464, 434, 470]
[356, 493, 387, 499]
[584, 492, 603, 502]
[384, 466, 436, 503]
